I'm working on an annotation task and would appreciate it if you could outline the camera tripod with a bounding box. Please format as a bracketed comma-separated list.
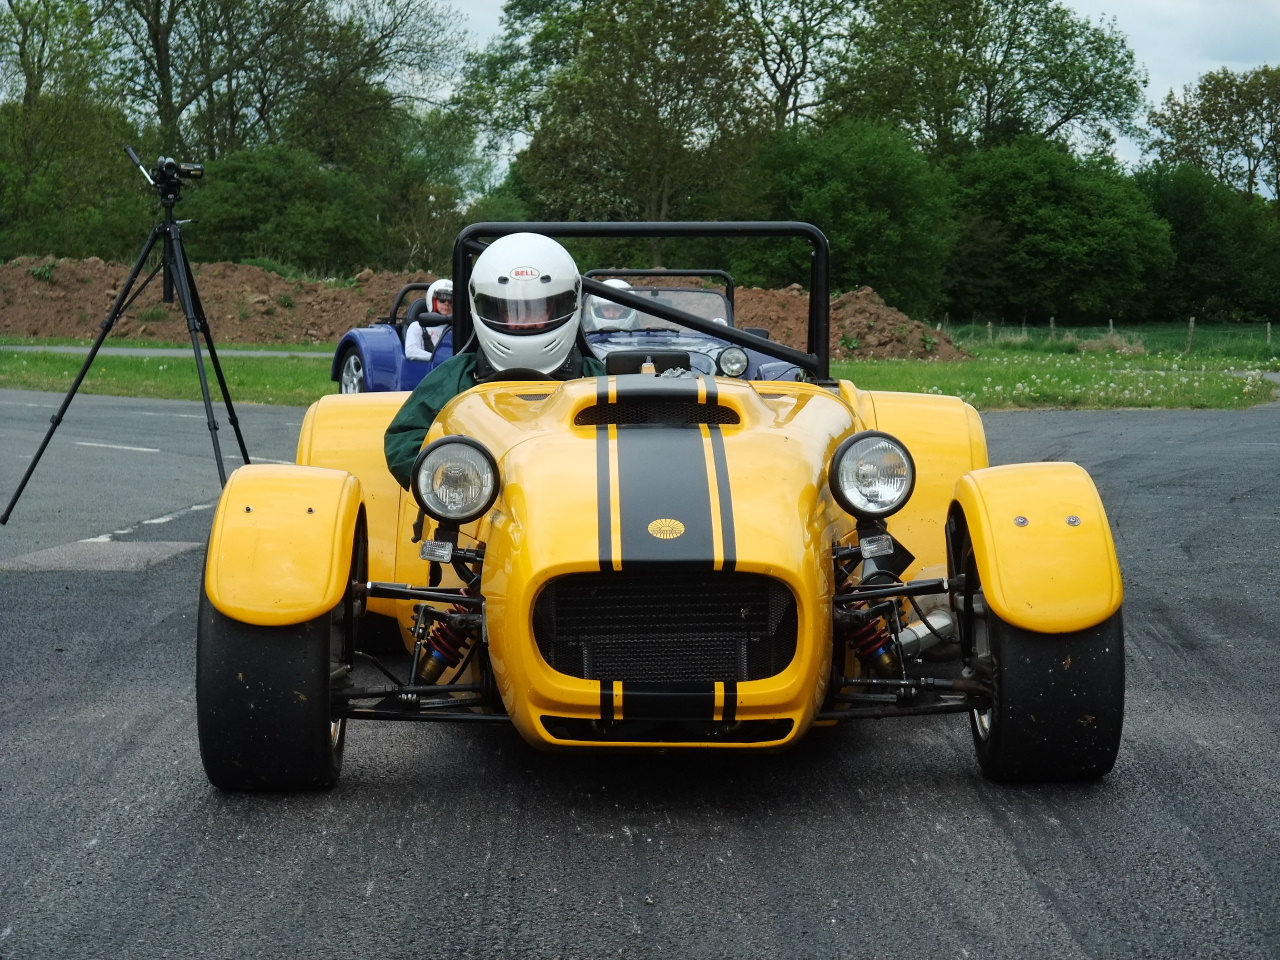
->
[1, 146, 250, 524]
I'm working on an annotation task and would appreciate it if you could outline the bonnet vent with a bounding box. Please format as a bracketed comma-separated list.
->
[575, 399, 740, 426]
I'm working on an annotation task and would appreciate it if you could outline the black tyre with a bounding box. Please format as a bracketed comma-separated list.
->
[338, 349, 365, 393]
[197, 519, 365, 791]
[955, 529, 1124, 783]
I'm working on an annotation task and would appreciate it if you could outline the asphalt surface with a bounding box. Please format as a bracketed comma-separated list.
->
[1, 388, 1277, 959]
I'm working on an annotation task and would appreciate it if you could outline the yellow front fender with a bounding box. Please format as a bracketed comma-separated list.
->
[953, 463, 1122, 633]
[205, 465, 363, 626]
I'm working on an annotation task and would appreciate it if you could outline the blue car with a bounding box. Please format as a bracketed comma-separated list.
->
[331, 282, 455, 393]
[582, 270, 803, 382]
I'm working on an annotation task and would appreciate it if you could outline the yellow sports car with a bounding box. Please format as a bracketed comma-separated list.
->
[196, 222, 1124, 791]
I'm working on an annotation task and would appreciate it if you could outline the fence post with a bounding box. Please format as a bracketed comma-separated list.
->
[1108, 317, 1114, 336]
[1186, 316, 1195, 353]
[1049, 316, 1056, 340]
[987, 321, 993, 343]
[1268, 322, 1272, 349]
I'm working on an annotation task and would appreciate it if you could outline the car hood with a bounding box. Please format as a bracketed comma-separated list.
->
[429, 375, 858, 577]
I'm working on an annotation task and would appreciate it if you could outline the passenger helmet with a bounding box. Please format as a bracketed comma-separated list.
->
[425, 278, 453, 314]
[469, 233, 581, 374]
[589, 278, 637, 330]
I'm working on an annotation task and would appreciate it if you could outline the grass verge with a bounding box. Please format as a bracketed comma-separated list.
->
[0, 334, 332, 352]
[3, 334, 1277, 410]
[831, 353, 1277, 410]
[0, 349, 337, 406]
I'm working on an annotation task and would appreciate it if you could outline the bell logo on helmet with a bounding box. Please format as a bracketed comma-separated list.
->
[510, 266, 540, 280]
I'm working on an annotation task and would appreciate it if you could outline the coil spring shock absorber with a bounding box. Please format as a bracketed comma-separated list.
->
[415, 587, 476, 684]
[843, 597, 900, 678]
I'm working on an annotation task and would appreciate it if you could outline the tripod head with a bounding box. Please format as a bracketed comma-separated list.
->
[125, 145, 204, 207]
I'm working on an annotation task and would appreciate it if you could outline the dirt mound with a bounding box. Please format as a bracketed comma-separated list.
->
[1, 256, 964, 361]
[0, 256, 433, 345]
[735, 283, 965, 362]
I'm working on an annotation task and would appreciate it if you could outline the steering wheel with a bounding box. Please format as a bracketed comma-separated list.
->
[476, 367, 555, 384]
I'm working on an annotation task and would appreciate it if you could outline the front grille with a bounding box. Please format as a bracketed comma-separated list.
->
[533, 572, 797, 682]
[575, 400, 739, 426]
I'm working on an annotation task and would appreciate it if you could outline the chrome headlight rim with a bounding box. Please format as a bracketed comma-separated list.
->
[830, 430, 917, 520]
[717, 345, 750, 378]
[410, 435, 500, 524]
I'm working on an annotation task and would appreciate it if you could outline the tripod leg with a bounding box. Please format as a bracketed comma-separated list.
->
[1, 228, 164, 524]
[174, 232, 252, 467]
[165, 222, 231, 486]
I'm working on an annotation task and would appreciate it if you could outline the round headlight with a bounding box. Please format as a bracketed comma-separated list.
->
[410, 437, 499, 524]
[831, 431, 916, 519]
[718, 346, 749, 378]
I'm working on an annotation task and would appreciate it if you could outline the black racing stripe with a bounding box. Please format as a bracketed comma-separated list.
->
[723, 681, 737, 723]
[616, 426, 713, 567]
[601, 681, 614, 721]
[623, 682, 716, 719]
[613, 376, 702, 402]
[702, 376, 718, 406]
[708, 426, 736, 572]
[595, 377, 611, 570]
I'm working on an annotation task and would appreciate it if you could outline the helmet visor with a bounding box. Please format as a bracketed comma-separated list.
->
[474, 290, 578, 334]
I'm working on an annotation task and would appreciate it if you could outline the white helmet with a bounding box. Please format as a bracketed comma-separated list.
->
[469, 233, 581, 374]
[587, 278, 637, 331]
[425, 278, 453, 314]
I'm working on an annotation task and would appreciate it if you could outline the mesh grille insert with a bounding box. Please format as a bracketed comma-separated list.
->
[534, 572, 797, 683]
[575, 400, 739, 425]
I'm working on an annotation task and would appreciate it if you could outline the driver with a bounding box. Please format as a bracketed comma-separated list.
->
[584, 278, 638, 332]
[404, 278, 453, 361]
[384, 233, 606, 490]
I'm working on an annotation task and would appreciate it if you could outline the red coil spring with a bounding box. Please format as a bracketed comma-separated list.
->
[845, 600, 893, 660]
[422, 587, 474, 668]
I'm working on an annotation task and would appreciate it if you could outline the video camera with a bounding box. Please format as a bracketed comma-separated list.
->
[154, 156, 204, 182]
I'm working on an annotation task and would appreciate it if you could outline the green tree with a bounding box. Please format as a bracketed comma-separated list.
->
[1133, 162, 1280, 321]
[110, 0, 463, 158]
[0, 0, 150, 260]
[733, 0, 850, 128]
[825, 0, 1146, 158]
[1147, 65, 1280, 200]
[379, 108, 495, 271]
[506, 0, 764, 231]
[946, 138, 1171, 323]
[181, 145, 382, 272]
[748, 119, 954, 316]
[458, 0, 600, 143]
[109, 0, 312, 154]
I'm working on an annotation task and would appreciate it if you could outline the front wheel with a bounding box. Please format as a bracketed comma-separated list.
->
[196, 522, 365, 791]
[338, 348, 365, 393]
[956, 534, 1124, 783]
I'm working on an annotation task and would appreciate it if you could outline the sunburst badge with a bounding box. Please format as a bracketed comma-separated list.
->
[648, 518, 686, 540]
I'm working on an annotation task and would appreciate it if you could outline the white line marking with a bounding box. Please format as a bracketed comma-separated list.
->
[83, 502, 218, 543]
[75, 441, 159, 453]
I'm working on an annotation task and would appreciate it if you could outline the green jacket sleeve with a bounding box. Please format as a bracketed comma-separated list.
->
[383, 352, 607, 490]
[383, 354, 479, 489]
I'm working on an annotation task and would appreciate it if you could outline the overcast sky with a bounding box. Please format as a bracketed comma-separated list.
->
[449, 0, 1280, 163]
